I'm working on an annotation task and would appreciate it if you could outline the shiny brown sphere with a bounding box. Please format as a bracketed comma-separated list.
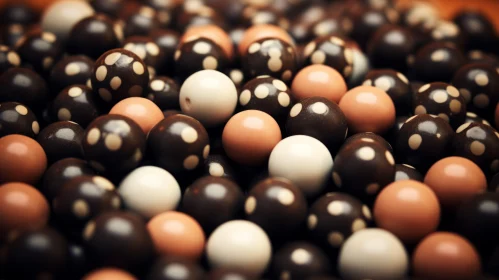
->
[424, 157, 487, 209]
[291, 65, 347, 103]
[0, 134, 47, 184]
[181, 24, 234, 59]
[374, 180, 440, 244]
[339, 85, 396, 134]
[222, 110, 282, 166]
[109, 97, 164, 134]
[412, 232, 481, 280]
[238, 24, 294, 56]
[147, 211, 206, 260]
[83, 268, 137, 280]
[0, 182, 49, 241]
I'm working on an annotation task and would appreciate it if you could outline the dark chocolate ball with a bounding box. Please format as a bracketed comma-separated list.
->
[182, 176, 244, 234]
[90, 0, 124, 18]
[91, 48, 150, 106]
[303, 35, 353, 79]
[412, 42, 466, 82]
[175, 37, 228, 80]
[413, 82, 466, 129]
[82, 211, 154, 270]
[243, 37, 297, 83]
[41, 158, 96, 201]
[395, 114, 454, 172]
[454, 11, 497, 52]
[15, 30, 62, 74]
[36, 121, 84, 163]
[49, 55, 94, 94]
[343, 132, 394, 154]
[64, 243, 88, 279]
[307, 193, 372, 249]
[350, 8, 393, 49]
[465, 111, 492, 127]
[147, 114, 210, 174]
[123, 36, 164, 75]
[0, 67, 48, 110]
[146, 76, 180, 111]
[147, 256, 206, 280]
[123, 6, 161, 38]
[286, 96, 348, 154]
[0, 4, 36, 25]
[363, 69, 412, 115]
[150, 29, 179, 76]
[0, 44, 21, 74]
[51, 85, 101, 128]
[82, 114, 146, 176]
[394, 164, 424, 182]
[272, 242, 331, 280]
[0, 101, 39, 138]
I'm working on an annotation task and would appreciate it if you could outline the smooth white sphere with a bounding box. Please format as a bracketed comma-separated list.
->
[118, 166, 181, 218]
[339, 229, 409, 280]
[268, 135, 333, 197]
[41, 0, 95, 42]
[179, 70, 238, 127]
[206, 220, 272, 276]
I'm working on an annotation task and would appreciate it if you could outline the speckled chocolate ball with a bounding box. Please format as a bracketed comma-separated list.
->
[15, 30, 62, 74]
[0, 101, 39, 138]
[37, 121, 84, 163]
[363, 69, 412, 115]
[50, 55, 94, 93]
[146, 76, 180, 111]
[271, 242, 331, 280]
[51, 85, 101, 127]
[303, 35, 354, 79]
[367, 25, 415, 72]
[412, 42, 466, 82]
[0, 67, 48, 110]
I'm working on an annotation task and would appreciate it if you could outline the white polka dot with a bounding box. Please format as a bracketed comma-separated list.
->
[303, 42, 316, 57]
[174, 50, 181, 60]
[473, 94, 490, 108]
[351, 219, 366, 232]
[165, 264, 188, 279]
[432, 90, 448, 103]
[268, 47, 282, 57]
[93, 176, 115, 191]
[181, 127, 198, 143]
[133, 149, 142, 162]
[327, 201, 344, 215]
[357, 147, 375, 161]
[87, 128, 100, 145]
[203, 56, 218, 69]
[418, 84, 431, 93]
[344, 48, 354, 65]
[332, 172, 342, 187]
[15, 105, 28, 115]
[438, 113, 449, 122]
[133, 62, 145, 75]
[230, 70, 243, 84]
[397, 72, 409, 84]
[146, 42, 160, 56]
[110, 76, 122, 90]
[105, 134, 122, 151]
[475, 73, 489, 86]
[96, 66, 107, 81]
[272, 80, 287, 91]
[374, 77, 392, 92]
[151, 80, 165, 91]
[277, 189, 295, 205]
[311, 50, 326, 64]
[239, 89, 251, 106]
[83, 221, 96, 240]
[277, 92, 290, 107]
[57, 108, 71, 121]
[105, 53, 121, 65]
[385, 151, 395, 165]
[470, 141, 485, 156]
[362, 205, 372, 220]
[307, 214, 318, 229]
[254, 85, 270, 99]
[330, 36, 345, 46]
[363, 79, 373, 86]
[42, 32, 56, 43]
[65, 63, 80, 76]
[328, 232, 344, 247]
[203, 145, 210, 159]
[7, 52, 20, 66]
[209, 163, 225, 177]
[311, 102, 328, 114]
[268, 57, 282, 72]
[128, 85, 143, 97]
[431, 50, 447, 62]
[32, 121, 39, 134]
[68, 87, 83, 97]
[446, 86, 460, 97]
[366, 183, 380, 194]
[193, 41, 211, 54]
[290, 103, 302, 117]
[291, 249, 312, 265]
[183, 155, 199, 170]
[456, 122, 472, 133]
[408, 134, 422, 150]
[248, 43, 261, 54]
[245, 196, 257, 214]
[72, 199, 90, 218]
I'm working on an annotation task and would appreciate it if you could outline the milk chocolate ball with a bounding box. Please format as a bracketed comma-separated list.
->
[109, 97, 164, 134]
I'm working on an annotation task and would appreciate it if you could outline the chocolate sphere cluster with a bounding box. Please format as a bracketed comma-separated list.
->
[1, 1, 499, 280]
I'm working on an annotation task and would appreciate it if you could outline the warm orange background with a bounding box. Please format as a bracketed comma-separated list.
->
[1, 0, 499, 29]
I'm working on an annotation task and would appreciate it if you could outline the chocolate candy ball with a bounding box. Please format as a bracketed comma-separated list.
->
[82, 114, 146, 175]
[339, 85, 396, 134]
[51, 85, 101, 127]
[395, 164, 423, 182]
[343, 132, 394, 154]
[303, 35, 353, 79]
[0, 67, 48, 110]
[182, 176, 244, 234]
[179, 70, 237, 127]
[181, 24, 234, 59]
[363, 69, 412, 115]
[37, 121, 84, 163]
[146, 76, 180, 111]
[123, 36, 163, 75]
[412, 232, 481, 280]
[454, 11, 497, 52]
[464, 111, 492, 126]
[109, 97, 164, 134]
[0, 182, 50, 241]
[453, 122, 499, 176]
[175, 37, 229, 80]
[207, 220, 272, 276]
[148, 211, 205, 260]
[49, 55, 94, 93]
[271, 242, 331, 279]
[338, 229, 409, 280]
[150, 29, 179, 76]
[0, 44, 21, 74]
[414, 82, 466, 129]
[374, 180, 440, 244]
[425, 156, 487, 209]
[0, 134, 47, 184]
[412, 42, 466, 82]
[350, 8, 393, 49]
[308, 193, 372, 250]
[269, 135, 333, 197]
[286, 96, 348, 154]
[5, 227, 68, 280]
[245, 177, 307, 237]
[147, 257, 205, 280]
[239, 76, 293, 121]
[15, 30, 62, 74]
[90, 0, 124, 18]
[223, 110, 281, 166]
[291, 65, 347, 103]
[119, 166, 181, 219]
[123, 6, 161, 38]
[83, 211, 153, 270]
[148, 114, 209, 174]
[83, 268, 136, 280]
[0, 102, 39, 138]
[395, 114, 454, 172]
[41, 158, 96, 201]
[53, 175, 121, 233]
[367, 25, 415, 72]
[238, 24, 294, 56]
[242, 37, 297, 83]
[91, 48, 150, 106]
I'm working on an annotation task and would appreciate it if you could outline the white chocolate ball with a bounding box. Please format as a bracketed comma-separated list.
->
[41, 0, 95, 42]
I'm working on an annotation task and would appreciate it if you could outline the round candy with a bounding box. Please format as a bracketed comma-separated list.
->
[83, 115, 146, 175]
[182, 176, 244, 234]
[49, 55, 95, 93]
[91, 48, 150, 105]
[271, 242, 331, 280]
[291, 65, 347, 103]
[109, 97, 164, 134]
[90, 0, 124, 18]
[367, 25, 415, 72]
[37, 121, 84, 163]
[363, 69, 412, 115]
[268, 135, 333, 197]
[146, 256, 205, 280]
[0, 134, 47, 184]
[374, 180, 440, 244]
[303, 35, 354, 79]
[123, 36, 164, 75]
[424, 156, 487, 209]
[394, 164, 423, 182]
[238, 24, 294, 56]
[350, 8, 393, 49]
[223, 110, 281, 166]
[147, 114, 210, 174]
[0, 44, 21, 74]
[150, 29, 179, 76]
[412, 41, 466, 82]
[52, 85, 101, 128]
[338, 85, 396, 134]
[16, 30, 62, 74]
[119, 166, 181, 219]
[343, 132, 393, 153]
[338, 229, 409, 280]
[307, 193, 372, 250]
[123, 6, 161, 38]
[465, 111, 492, 127]
[83, 268, 136, 280]
[412, 232, 481, 280]
[207, 220, 272, 276]
[41, 0, 95, 41]
[286, 97, 348, 153]
[181, 24, 234, 59]
[83, 211, 153, 270]
[147, 211, 205, 260]
[245, 177, 307, 237]
[179, 70, 237, 127]
[0, 102, 40, 138]
[146, 76, 180, 111]
[0, 67, 48, 110]
[0, 182, 49, 241]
